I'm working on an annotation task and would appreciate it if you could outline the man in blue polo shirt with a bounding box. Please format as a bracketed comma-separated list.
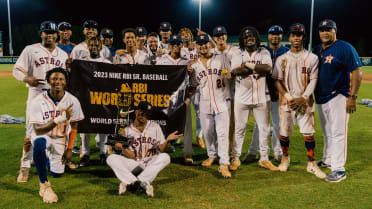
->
[313, 19, 363, 182]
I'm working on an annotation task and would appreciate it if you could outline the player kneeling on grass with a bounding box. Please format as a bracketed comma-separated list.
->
[29, 68, 84, 203]
[272, 23, 326, 179]
[106, 101, 182, 197]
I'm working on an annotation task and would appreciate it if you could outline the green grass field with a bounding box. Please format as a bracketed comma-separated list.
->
[1, 65, 372, 208]
[0, 64, 14, 71]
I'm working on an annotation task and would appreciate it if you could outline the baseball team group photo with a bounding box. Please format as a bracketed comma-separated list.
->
[1, 0, 372, 208]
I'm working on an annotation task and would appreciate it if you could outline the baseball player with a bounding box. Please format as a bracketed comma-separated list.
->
[13, 21, 69, 183]
[78, 37, 112, 167]
[106, 101, 182, 197]
[113, 28, 147, 64]
[135, 26, 148, 54]
[314, 19, 362, 182]
[100, 28, 116, 57]
[179, 27, 205, 149]
[249, 25, 289, 162]
[70, 20, 112, 61]
[272, 23, 326, 178]
[210, 26, 242, 170]
[56, 21, 76, 56]
[159, 22, 172, 50]
[229, 27, 278, 171]
[29, 67, 84, 203]
[157, 35, 194, 163]
[144, 32, 161, 65]
[189, 34, 232, 178]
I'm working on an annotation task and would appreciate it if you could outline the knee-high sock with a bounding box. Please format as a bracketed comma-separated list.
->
[33, 138, 48, 183]
[279, 136, 290, 157]
[304, 135, 315, 161]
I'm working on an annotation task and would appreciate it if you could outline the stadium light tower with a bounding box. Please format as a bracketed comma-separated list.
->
[193, 0, 208, 30]
[7, 0, 13, 56]
[308, 0, 314, 50]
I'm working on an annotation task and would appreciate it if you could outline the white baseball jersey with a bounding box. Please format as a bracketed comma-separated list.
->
[113, 50, 147, 64]
[124, 121, 166, 163]
[156, 54, 190, 65]
[71, 41, 112, 61]
[29, 91, 84, 139]
[14, 43, 68, 90]
[272, 50, 318, 112]
[191, 54, 230, 114]
[84, 56, 112, 64]
[159, 42, 169, 50]
[235, 47, 272, 105]
[181, 46, 199, 61]
[213, 45, 242, 69]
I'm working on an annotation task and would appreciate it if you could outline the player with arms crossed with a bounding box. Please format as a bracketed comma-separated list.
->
[28, 68, 84, 203]
[272, 23, 326, 178]
[13, 21, 69, 183]
[189, 34, 232, 178]
[314, 19, 362, 182]
[106, 101, 182, 197]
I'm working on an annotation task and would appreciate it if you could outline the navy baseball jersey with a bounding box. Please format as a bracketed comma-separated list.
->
[313, 40, 362, 104]
[56, 42, 76, 57]
[264, 45, 289, 65]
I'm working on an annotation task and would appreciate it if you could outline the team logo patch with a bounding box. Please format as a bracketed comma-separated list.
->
[139, 28, 143, 32]
[200, 35, 204, 39]
[324, 54, 334, 64]
[163, 23, 167, 27]
[322, 21, 328, 26]
[217, 27, 221, 31]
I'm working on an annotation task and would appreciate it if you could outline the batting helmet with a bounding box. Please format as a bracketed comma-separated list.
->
[288, 23, 306, 36]
[40, 21, 58, 33]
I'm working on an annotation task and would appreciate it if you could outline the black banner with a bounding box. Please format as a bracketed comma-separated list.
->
[69, 60, 188, 135]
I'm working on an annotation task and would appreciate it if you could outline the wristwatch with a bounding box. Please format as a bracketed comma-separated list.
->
[349, 95, 358, 99]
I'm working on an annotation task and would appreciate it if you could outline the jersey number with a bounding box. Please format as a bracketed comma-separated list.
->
[216, 78, 225, 88]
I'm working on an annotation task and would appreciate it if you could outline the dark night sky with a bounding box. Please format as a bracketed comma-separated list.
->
[1, 0, 372, 55]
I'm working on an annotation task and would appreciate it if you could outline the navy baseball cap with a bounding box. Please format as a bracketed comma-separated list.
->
[242, 28, 255, 37]
[213, 26, 227, 36]
[40, 21, 58, 33]
[136, 26, 147, 36]
[319, 19, 337, 30]
[268, 25, 283, 34]
[288, 23, 305, 35]
[58, 21, 72, 31]
[169, 34, 182, 46]
[196, 34, 210, 45]
[100, 28, 113, 37]
[83, 20, 98, 29]
[137, 101, 152, 115]
[160, 22, 172, 31]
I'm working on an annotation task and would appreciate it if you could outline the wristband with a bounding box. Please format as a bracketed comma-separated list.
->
[245, 62, 256, 70]
[284, 93, 294, 101]
[350, 95, 358, 99]
[67, 128, 78, 149]
[54, 111, 67, 124]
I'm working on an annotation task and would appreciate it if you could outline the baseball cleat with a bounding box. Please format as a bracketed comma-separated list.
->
[274, 154, 282, 162]
[196, 137, 206, 149]
[66, 162, 79, 169]
[201, 158, 215, 167]
[79, 155, 90, 167]
[278, 156, 290, 172]
[258, 160, 279, 171]
[218, 165, 232, 178]
[316, 160, 331, 169]
[72, 146, 80, 154]
[307, 161, 327, 179]
[229, 157, 241, 171]
[325, 171, 346, 183]
[17, 167, 30, 183]
[139, 182, 154, 197]
[184, 156, 194, 165]
[119, 182, 127, 195]
[242, 154, 258, 163]
[39, 181, 58, 203]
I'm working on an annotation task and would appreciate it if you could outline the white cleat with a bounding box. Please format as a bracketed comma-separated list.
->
[119, 182, 127, 195]
[39, 181, 58, 203]
[307, 161, 327, 179]
[17, 167, 29, 183]
[278, 156, 290, 172]
[141, 182, 154, 197]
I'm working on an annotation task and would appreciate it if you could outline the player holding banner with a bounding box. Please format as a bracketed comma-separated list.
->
[28, 68, 84, 203]
[272, 23, 326, 178]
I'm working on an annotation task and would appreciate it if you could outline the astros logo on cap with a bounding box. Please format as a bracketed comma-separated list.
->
[200, 35, 205, 39]
[139, 28, 143, 32]
[322, 21, 328, 26]
[173, 35, 177, 39]
[217, 27, 221, 31]
[163, 23, 167, 27]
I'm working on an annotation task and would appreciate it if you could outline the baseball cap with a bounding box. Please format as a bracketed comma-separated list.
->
[137, 101, 152, 115]
[160, 22, 172, 31]
[40, 21, 58, 33]
[136, 26, 148, 36]
[195, 34, 210, 45]
[242, 28, 255, 37]
[58, 21, 72, 31]
[213, 26, 227, 36]
[318, 19, 337, 30]
[288, 23, 305, 35]
[83, 20, 99, 29]
[169, 34, 182, 46]
[268, 25, 283, 34]
[100, 28, 114, 37]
